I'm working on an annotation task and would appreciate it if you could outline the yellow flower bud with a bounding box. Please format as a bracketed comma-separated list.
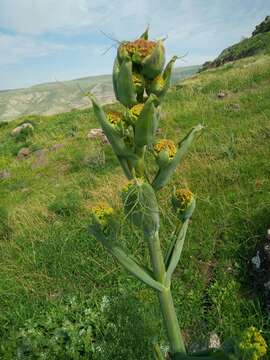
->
[106, 111, 123, 126]
[174, 189, 194, 209]
[132, 72, 145, 99]
[146, 75, 165, 94]
[154, 139, 177, 159]
[132, 72, 144, 87]
[129, 103, 144, 122]
[172, 188, 195, 221]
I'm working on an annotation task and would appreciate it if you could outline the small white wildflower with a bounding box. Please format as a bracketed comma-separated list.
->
[95, 345, 102, 352]
[209, 333, 221, 349]
[160, 343, 169, 355]
[93, 344, 104, 354]
[100, 295, 110, 312]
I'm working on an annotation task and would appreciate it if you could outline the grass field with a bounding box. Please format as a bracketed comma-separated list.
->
[0, 54, 270, 359]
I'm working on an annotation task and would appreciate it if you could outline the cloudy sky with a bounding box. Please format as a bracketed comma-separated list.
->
[0, 0, 270, 90]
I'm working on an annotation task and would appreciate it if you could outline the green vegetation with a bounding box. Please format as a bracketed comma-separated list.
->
[0, 53, 270, 358]
[202, 17, 270, 70]
[253, 16, 270, 36]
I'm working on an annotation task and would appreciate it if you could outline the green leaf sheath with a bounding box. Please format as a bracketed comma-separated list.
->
[123, 180, 160, 237]
[94, 231, 165, 292]
[165, 223, 181, 269]
[112, 57, 120, 101]
[134, 94, 159, 148]
[142, 40, 166, 79]
[117, 60, 138, 107]
[163, 56, 178, 79]
[165, 219, 189, 284]
[146, 56, 178, 98]
[152, 124, 203, 191]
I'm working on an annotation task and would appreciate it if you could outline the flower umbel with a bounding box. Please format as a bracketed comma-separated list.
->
[91, 202, 114, 227]
[129, 103, 144, 122]
[122, 39, 156, 60]
[154, 139, 177, 159]
[174, 189, 194, 211]
[147, 75, 165, 92]
[238, 327, 267, 360]
[106, 111, 122, 125]
[172, 188, 195, 221]
[132, 72, 144, 87]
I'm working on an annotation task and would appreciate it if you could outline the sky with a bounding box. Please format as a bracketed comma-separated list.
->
[0, 0, 270, 90]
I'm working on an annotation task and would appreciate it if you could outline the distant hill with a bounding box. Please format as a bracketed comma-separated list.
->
[201, 16, 270, 71]
[0, 74, 113, 123]
[0, 65, 199, 122]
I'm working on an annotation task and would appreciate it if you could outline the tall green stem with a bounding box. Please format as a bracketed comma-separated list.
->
[134, 146, 146, 177]
[148, 231, 186, 356]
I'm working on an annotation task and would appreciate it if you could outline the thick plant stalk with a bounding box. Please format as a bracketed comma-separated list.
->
[148, 231, 186, 356]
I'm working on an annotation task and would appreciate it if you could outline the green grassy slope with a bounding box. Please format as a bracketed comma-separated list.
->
[202, 29, 270, 70]
[0, 54, 270, 358]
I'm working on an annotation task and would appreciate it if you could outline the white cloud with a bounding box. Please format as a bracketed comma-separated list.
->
[0, 0, 148, 35]
[0, 33, 69, 65]
[0, 31, 109, 66]
[0, 0, 90, 34]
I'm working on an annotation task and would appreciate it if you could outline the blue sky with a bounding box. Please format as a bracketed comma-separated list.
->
[0, 0, 270, 90]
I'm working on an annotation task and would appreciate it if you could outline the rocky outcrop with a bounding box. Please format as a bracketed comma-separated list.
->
[252, 16, 270, 36]
[0, 170, 11, 180]
[11, 122, 34, 137]
[17, 147, 30, 159]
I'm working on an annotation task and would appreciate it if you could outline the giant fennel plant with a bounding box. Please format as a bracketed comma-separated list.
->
[88, 29, 267, 360]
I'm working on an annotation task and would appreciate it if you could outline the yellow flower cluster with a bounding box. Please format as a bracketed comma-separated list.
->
[91, 202, 114, 226]
[238, 327, 267, 360]
[129, 103, 144, 121]
[123, 39, 156, 58]
[174, 189, 194, 210]
[154, 139, 177, 159]
[150, 75, 165, 91]
[106, 111, 122, 125]
[132, 72, 144, 87]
